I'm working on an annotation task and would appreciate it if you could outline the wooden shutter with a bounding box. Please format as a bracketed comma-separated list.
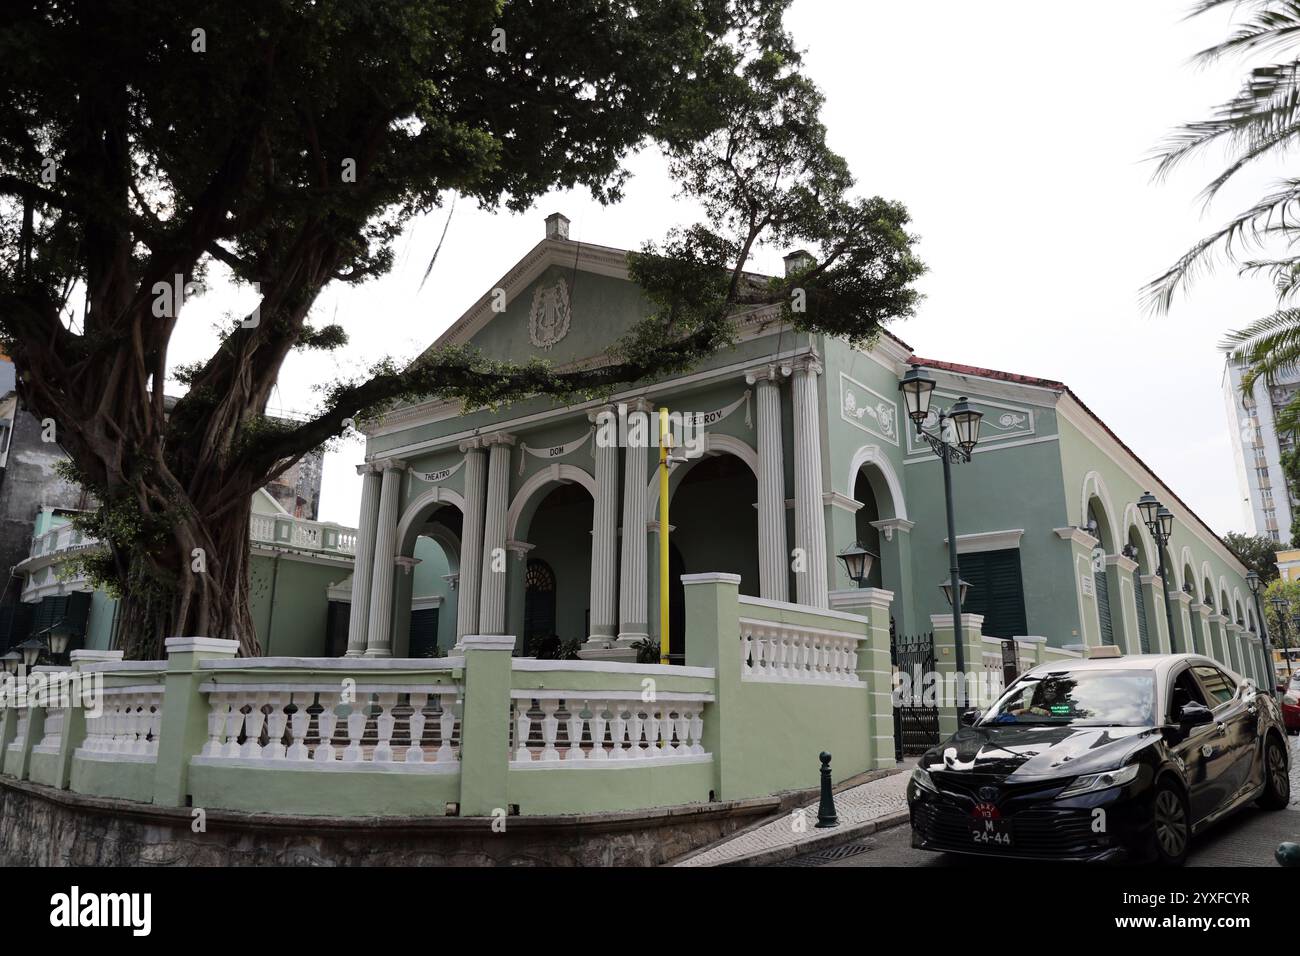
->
[957, 548, 1028, 639]
[1133, 566, 1150, 653]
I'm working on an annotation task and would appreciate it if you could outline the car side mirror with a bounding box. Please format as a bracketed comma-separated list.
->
[959, 708, 980, 727]
[1178, 701, 1213, 729]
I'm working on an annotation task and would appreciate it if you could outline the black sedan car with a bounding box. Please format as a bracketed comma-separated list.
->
[908, 653, 1291, 864]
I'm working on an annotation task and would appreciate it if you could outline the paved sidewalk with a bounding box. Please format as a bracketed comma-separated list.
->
[674, 766, 912, 867]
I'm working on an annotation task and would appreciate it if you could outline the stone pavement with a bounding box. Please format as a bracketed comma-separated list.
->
[673, 764, 912, 866]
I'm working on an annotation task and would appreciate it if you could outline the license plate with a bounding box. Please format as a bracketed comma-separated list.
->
[969, 816, 1012, 847]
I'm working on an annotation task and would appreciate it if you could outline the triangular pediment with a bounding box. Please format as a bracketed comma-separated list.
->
[424, 238, 652, 368]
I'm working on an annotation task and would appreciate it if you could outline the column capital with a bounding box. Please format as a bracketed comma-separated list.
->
[786, 353, 823, 377]
[356, 462, 382, 476]
[586, 403, 617, 424]
[505, 539, 535, 562]
[458, 436, 485, 453]
[621, 396, 655, 414]
[745, 363, 790, 387]
[870, 517, 914, 541]
[374, 457, 407, 472]
[481, 431, 517, 448]
[394, 555, 421, 575]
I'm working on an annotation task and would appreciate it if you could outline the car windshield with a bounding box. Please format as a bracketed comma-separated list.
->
[982, 669, 1155, 727]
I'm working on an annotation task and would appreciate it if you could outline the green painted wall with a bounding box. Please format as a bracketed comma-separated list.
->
[249, 554, 352, 657]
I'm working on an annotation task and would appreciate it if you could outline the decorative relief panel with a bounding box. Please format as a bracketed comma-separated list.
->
[904, 391, 1035, 456]
[528, 278, 571, 350]
[839, 372, 899, 446]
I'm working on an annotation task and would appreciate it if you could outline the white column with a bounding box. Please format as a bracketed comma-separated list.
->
[477, 433, 515, 634]
[618, 399, 650, 643]
[588, 405, 620, 645]
[364, 458, 406, 657]
[455, 440, 487, 647]
[791, 354, 828, 608]
[345, 465, 382, 657]
[747, 365, 790, 602]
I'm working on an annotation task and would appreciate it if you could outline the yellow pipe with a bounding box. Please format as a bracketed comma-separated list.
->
[659, 407, 670, 665]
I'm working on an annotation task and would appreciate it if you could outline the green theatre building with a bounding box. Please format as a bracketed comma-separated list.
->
[346, 214, 1266, 686]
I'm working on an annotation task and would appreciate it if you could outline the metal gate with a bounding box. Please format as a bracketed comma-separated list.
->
[892, 630, 940, 759]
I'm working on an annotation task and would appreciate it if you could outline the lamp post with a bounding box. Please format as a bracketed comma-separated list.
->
[1270, 594, 1290, 674]
[1136, 492, 1179, 653]
[836, 542, 876, 590]
[15, 637, 45, 673]
[1246, 571, 1280, 694]
[899, 365, 982, 685]
[47, 623, 74, 665]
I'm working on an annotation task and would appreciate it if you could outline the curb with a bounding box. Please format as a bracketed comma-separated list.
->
[717, 808, 911, 867]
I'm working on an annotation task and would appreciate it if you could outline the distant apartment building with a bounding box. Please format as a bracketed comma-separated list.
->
[1223, 357, 1300, 542]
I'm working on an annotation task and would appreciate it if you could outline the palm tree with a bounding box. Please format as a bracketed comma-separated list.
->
[1147, 1, 1300, 389]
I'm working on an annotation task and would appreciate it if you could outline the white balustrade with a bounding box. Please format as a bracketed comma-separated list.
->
[248, 514, 357, 555]
[739, 619, 864, 684]
[77, 687, 164, 761]
[510, 694, 708, 766]
[196, 686, 461, 772]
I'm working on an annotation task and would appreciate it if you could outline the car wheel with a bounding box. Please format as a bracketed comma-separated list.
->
[1257, 734, 1291, 811]
[1152, 782, 1190, 866]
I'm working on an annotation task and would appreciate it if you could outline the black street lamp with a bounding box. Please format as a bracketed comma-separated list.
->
[15, 637, 46, 672]
[939, 577, 971, 609]
[1246, 570, 1280, 694]
[1271, 595, 1294, 678]
[899, 364, 983, 686]
[1136, 492, 1180, 654]
[836, 542, 875, 590]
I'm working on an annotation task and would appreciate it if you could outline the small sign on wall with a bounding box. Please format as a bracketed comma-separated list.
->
[1081, 574, 1094, 597]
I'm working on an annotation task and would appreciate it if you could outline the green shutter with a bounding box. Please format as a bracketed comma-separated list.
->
[957, 549, 1028, 639]
[1133, 567, 1150, 653]
[409, 608, 440, 657]
[1095, 566, 1114, 645]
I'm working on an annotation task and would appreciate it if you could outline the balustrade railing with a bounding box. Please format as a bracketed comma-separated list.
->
[77, 686, 165, 761]
[509, 693, 707, 766]
[32, 707, 64, 755]
[247, 513, 357, 556]
[195, 681, 461, 772]
[739, 618, 863, 684]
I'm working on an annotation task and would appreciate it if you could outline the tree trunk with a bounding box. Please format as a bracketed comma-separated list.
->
[115, 491, 261, 659]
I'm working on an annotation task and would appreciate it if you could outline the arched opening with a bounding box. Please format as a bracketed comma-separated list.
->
[852, 470, 885, 590]
[670, 453, 760, 596]
[1220, 589, 1234, 668]
[1087, 500, 1116, 646]
[394, 500, 462, 658]
[519, 482, 594, 655]
[522, 558, 558, 655]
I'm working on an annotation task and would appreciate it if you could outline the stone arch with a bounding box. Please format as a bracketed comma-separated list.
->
[847, 444, 907, 521]
[507, 463, 598, 541]
[1080, 471, 1120, 550]
[1122, 512, 1155, 573]
[396, 485, 467, 558]
[644, 433, 759, 521]
[1179, 546, 1197, 597]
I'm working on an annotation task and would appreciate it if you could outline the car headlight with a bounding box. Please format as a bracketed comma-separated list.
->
[1058, 763, 1140, 798]
[911, 767, 938, 793]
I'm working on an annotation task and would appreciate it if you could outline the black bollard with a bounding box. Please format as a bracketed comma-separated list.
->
[1277, 842, 1300, 867]
[815, 751, 838, 828]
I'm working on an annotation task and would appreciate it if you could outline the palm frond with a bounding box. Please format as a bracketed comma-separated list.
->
[1152, 62, 1300, 186]
[1194, 2, 1300, 62]
[1220, 307, 1300, 387]
[1143, 177, 1300, 314]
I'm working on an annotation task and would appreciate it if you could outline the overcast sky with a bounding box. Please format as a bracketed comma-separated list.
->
[171, 0, 1286, 535]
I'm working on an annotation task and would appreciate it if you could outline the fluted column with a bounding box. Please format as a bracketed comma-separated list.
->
[477, 433, 515, 635]
[617, 399, 650, 643]
[791, 354, 828, 608]
[587, 405, 620, 645]
[345, 464, 382, 657]
[455, 440, 487, 647]
[364, 459, 406, 657]
[747, 365, 790, 602]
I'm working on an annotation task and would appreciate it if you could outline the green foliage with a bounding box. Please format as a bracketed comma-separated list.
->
[634, 637, 662, 664]
[1262, 577, 1300, 648]
[1222, 531, 1282, 582]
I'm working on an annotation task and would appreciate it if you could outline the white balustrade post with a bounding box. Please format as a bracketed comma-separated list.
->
[286, 692, 312, 761]
[588, 700, 608, 761]
[514, 699, 533, 762]
[314, 694, 339, 762]
[406, 693, 428, 764]
[372, 692, 397, 762]
[437, 692, 457, 763]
